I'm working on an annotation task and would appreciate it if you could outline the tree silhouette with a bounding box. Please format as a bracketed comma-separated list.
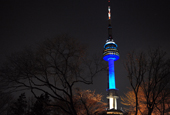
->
[125, 48, 170, 115]
[10, 93, 27, 115]
[125, 52, 146, 115]
[121, 87, 170, 115]
[0, 35, 105, 115]
[52, 89, 107, 115]
[29, 93, 51, 115]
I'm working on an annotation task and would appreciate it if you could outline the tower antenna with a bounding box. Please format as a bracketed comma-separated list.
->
[108, 0, 113, 40]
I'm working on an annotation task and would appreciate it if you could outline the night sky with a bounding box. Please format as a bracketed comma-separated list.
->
[1, 0, 170, 109]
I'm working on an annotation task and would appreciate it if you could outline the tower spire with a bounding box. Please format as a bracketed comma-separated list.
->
[108, 0, 113, 40]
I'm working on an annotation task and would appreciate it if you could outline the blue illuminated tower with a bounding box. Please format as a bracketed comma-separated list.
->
[103, 1, 122, 114]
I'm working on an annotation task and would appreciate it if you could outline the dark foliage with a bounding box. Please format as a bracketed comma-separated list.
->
[10, 93, 27, 115]
[29, 93, 51, 115]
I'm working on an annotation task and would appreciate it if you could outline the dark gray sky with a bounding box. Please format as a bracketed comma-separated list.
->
[1, 0, 170, 109]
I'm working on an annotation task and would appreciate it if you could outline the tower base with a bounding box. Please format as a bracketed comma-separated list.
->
[106, 109, 123, 115]
[107, 89, 119, 110]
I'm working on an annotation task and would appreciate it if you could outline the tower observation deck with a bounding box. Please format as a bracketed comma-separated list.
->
[103, 0, 123, 114]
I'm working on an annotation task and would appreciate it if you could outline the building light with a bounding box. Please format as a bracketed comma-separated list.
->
[109, 98, 113, 109]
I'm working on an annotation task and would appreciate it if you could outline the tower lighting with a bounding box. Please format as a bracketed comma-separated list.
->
[103, 0, 123, 114]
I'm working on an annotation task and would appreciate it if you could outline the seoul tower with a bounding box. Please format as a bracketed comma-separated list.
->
[103, 0, 123, 114]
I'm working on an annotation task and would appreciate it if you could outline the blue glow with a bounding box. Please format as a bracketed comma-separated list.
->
[103, 54, 119, 61]
[103, 41, 119, 90]
[109, 59, 116, 89]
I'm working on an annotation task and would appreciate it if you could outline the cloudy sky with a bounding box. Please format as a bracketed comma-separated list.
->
[1, 0, 170, 109]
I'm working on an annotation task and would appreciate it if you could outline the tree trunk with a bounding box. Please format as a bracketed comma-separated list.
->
[135, 93, 138, 115]
[162, 99, 165, 115]
[148, 108, 153, 115]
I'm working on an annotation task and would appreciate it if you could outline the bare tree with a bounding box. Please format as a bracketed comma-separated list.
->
[121, 87, 147, 115]
[142, 49, 170, 115]
[125, 52, 147, 115]
[155, 88, 170, 115]
[0, 35, 105, 115]
[121, 87, 170, 115]
[52, 89, 107, 115]
[125, 48, 170, 115]
[74, 89, 107, 115]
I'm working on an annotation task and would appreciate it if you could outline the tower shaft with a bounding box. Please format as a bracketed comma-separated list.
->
[108, 59, 116, 89]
